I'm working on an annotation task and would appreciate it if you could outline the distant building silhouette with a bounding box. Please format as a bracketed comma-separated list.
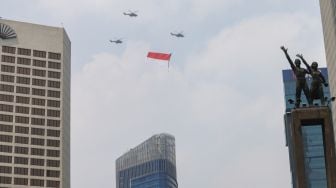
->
[116, 133, 178, 188]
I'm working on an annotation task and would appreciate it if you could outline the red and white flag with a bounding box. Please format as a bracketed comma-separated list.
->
[147, 51, 172, 69]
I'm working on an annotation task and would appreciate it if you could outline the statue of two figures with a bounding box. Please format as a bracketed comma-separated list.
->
[281, 46, 329, 108]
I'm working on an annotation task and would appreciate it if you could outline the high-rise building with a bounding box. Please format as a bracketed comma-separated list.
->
[116, 133, 178, 188]
[319, 0, 336, 133]
[282, 69, 336, 188]
[0, 19, 70, 187]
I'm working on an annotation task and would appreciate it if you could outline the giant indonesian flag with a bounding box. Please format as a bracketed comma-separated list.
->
[147, 52, 171, 61]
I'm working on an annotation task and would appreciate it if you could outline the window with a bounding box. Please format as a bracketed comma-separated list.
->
[0, 94, 14, 102]
[33, 50, 46, 58]
[32, 69, 46, 77]
[48, 52, 61, 60]
[48, 90, 60, 98]
[0, 145, 12, 153]
[31, 118, 45, 126]
[32, 78, 46, 86]
[14, 157, 28, 164]
[14, 167, 28, 175]
[47, 160, 60, 167]
[47, 100, 60, 107]
[14, 178, 28, 185]
[48, 61, 61, 69]
[1, 65, 15, 73]
[16, 96, 30, 104]
[31, 138, 44, 146]
[2, 46, 15, 54]
[47, 119, 60, 127]
[30, 168, 44, 176]
[0, 176, 11, 184]
[17, 57, 31, 65]
[15, 136, 29, 144]
[16, 76, 30, 84]
[15, 116, 29, 124]
[48, 80, 61, 88]
[0, 124, 12, 132]
[48, 71, 61, 79]
[32, 108, 45, 116]
[14, 146, 29, 154]
[15, 106, 29, 114]
[32, 98, 45, 106]
[0, 84, 14, 92]
[47, 180, 60, 187]
[1, 55, 15, 63]
[47, 139, 60, 147]
[31, 128, 45, 136]
[1, 74, 14, 82]
[15, 126, 29, 134]
[0, 166, 12, 174]
[33, 59, 46, 67]
[32, 88, 45, 96]
[18, 48, 31, 56]
[17, 67, 30, 75]
[0, 155, 12, 163]
[0, 135, 12, 142]
[47, 110, 60, 117]
[31, 148, 44, 156]
[47, 129, 60, 137]
[47, 149, 60, 157]
[0, 104, 13, 112]
[47, 170, 60, 177]
[31, 179, 44, 186]
[31, 158, 45, 166]
[0, 114, 13, 122]
[16, 86, 30, 94]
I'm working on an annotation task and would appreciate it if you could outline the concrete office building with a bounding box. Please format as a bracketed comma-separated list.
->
[319, 0, 336, 133]
[116, 133, 178, 188]
[0, 19, 70, 187]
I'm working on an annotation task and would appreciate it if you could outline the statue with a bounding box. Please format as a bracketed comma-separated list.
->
[296, 54, 328, 105]
[281, 46, 311, 107]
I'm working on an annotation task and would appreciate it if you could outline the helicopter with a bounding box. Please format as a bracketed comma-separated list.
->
[109, 39, 123, 44]
[170, 32, 184, 38]
[123, 11, 138, 17]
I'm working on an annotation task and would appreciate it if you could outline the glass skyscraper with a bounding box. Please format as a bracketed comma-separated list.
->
[116, 133, 178, 188]
[282, 68, 336, 188]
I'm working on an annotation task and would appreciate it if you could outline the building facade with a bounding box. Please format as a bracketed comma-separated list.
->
[0, 19, 70, 187]
[116, 133, 178, 188]
[319, 0, 336, 134]
[282, 69, 336, 187]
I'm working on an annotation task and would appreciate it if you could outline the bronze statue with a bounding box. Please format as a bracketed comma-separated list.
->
[296, 54, 328, 105]
[281, 46, 311, 107]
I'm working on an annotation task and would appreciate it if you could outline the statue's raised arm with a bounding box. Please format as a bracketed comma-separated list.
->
[281, 46, 296, 71]
[296, 54, 311, 73]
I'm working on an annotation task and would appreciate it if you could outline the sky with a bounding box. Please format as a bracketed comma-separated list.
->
[0, 0, 329, 187]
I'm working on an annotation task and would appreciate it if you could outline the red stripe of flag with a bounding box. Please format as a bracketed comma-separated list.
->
[147, 52, 171, 61]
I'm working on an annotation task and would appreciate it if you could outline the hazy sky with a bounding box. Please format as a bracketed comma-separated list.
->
[0, 0, 328, 187]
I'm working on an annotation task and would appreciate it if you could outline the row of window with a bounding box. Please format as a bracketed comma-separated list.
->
[1, 65, 61, 78]
[0, 95, 60, 107]
[2, 55, 62, 70]
[0, 166, 60, 177]
[0, 156, 60, 168]
[1, 75, 61, 88]
[0, 176, 60, 187]
[0, 125, 60, 136]
[0, 116, 60, 127]
[0, 136, 60, 147]
[2, 46, 62, 60]
[0, 105, 60, 116]
[0, 85, 61, 98]
[0, 148, 60, 158]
